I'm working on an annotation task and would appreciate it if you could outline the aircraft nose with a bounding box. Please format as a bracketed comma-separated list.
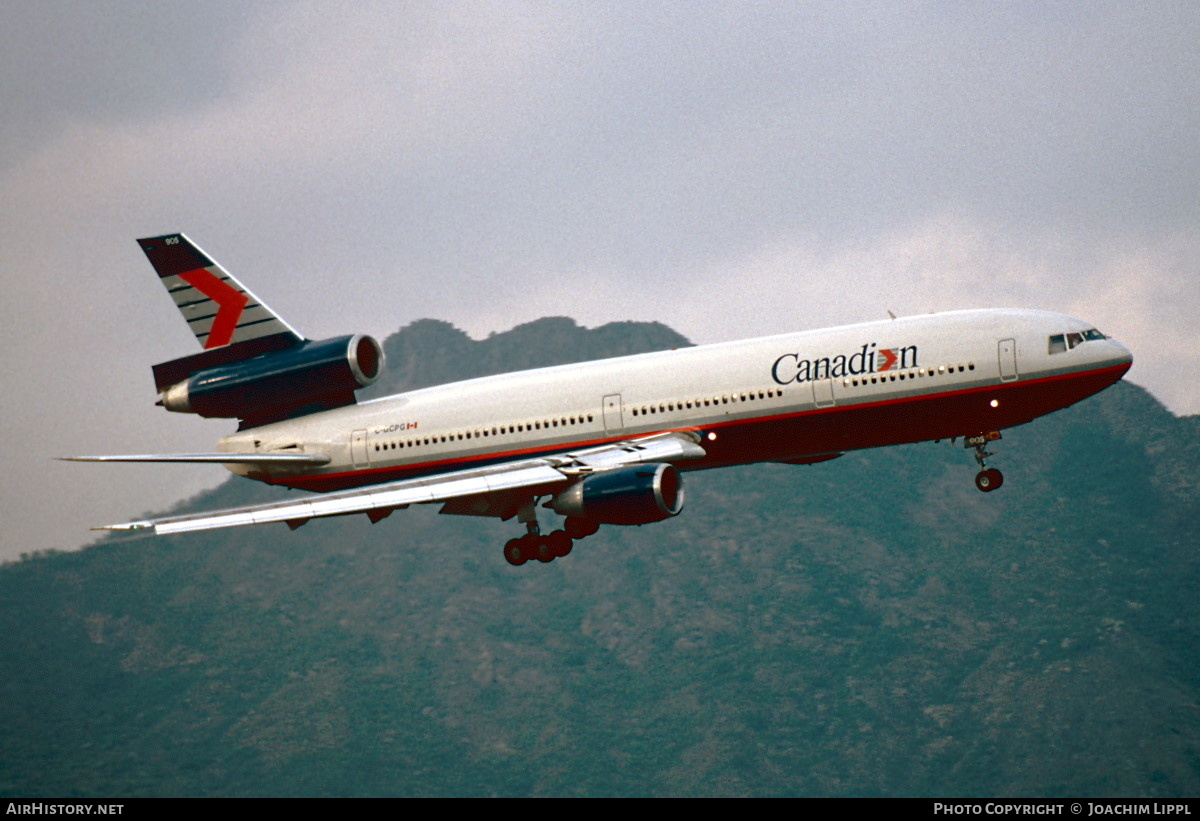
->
[1107, 338, 1133, 370]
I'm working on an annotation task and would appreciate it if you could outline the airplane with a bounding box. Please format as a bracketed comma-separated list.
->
[67, 233, 1134, 565]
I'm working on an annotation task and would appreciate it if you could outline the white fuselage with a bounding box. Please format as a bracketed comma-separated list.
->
[218, 309, 1132, 492]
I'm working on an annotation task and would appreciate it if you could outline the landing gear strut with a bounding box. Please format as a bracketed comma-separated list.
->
[502, 500, 597, 566]
[965, 431, 1004, 493]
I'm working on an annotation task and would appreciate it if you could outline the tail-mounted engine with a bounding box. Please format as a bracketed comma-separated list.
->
[152, 332, 384, 428]
[552, 463, 684, 525]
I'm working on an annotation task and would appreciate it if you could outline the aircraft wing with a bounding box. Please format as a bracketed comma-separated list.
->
[61, 452, 331, 466]
[95, 431, 706, 536]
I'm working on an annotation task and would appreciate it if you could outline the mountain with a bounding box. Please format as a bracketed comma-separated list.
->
[2, 318, 1197, 797]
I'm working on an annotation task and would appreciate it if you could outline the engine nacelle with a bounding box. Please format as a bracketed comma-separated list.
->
[158, 334, 383, 426]
[551, 463, 684, 526]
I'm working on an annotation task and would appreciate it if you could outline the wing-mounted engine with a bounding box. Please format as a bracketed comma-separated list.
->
[551, 463, 684, 525]
[153, 333, 384, 429]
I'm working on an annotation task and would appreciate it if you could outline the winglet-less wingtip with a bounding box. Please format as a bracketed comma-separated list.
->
[91, 521, 155, 532]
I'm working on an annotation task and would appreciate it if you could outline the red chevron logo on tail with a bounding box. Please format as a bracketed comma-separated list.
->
[177, 267, 249, 349]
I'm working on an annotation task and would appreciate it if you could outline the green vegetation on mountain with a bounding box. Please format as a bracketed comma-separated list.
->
[2, 318, 1196, 797]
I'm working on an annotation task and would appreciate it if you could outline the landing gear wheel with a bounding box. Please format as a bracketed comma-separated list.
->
[533, 537, 557, 563]
[547, 530, 573, 558]
[975, 468, 1004, 492]
[503, 538, 528, 566]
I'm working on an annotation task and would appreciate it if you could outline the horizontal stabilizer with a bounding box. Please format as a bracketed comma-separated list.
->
[59, 452, 330, 466]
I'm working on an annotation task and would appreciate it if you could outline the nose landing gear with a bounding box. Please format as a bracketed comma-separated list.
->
[965, 431, 1004, 492]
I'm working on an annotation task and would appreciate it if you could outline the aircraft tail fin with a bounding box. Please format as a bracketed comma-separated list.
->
[137, 233, 303, 351]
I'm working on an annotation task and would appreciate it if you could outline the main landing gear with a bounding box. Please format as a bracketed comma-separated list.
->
[502, 499, 601, 566]
[965, 431, 1004, 493]
[503, 528, 571, 565]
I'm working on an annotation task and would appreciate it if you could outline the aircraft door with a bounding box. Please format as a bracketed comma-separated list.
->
[998, 339, 1018, 382]
[351, 429, 369, 469]
[602, 394, 624, 435]
[812, 378, 836, 408]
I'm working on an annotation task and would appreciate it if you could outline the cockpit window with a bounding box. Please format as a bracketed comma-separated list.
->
[1048, 328, 1106, 354]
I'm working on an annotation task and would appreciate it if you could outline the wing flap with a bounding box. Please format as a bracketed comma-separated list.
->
[549, 431, 707, 472]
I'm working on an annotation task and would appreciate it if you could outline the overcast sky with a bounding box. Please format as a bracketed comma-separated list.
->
[2, 1, 1197, 562]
